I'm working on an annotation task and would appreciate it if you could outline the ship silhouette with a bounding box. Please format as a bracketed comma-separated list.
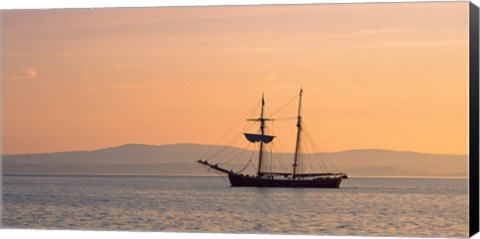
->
[198, 89, 348, 188]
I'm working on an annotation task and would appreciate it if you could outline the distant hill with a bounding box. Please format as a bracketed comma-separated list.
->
[2, 143, 467, 177]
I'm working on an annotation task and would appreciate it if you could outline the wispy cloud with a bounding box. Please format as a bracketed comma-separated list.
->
[81, 70, 95, 78]
[261, 75, 277, 81]
[289, 28, 417, 43]
[108, 64, 131, 71]
[25, 68, 38, 78]
[8, 67, 39, 80]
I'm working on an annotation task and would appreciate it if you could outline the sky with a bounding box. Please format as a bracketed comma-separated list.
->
[2, 2, 470, 155]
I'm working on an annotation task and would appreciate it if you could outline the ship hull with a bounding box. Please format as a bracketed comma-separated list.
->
[228, 173, 343, 188]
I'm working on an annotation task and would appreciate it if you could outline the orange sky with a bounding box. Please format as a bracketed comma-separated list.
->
[2, 2, 469, 155]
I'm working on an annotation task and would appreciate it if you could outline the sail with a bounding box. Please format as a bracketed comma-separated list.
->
[244, 133, 275, 144]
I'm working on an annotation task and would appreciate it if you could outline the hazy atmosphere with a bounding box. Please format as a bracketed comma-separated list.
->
[3, 2, 469, 156]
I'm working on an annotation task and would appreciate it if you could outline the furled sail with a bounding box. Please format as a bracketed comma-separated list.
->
[244, 133, 275, 144]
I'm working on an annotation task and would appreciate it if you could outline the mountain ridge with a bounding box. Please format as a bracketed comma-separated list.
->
[3, 143, 466, 157]
[2, 143, 467, 177]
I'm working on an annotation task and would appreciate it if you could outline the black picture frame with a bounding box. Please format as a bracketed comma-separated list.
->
[469, 2, 480, 237]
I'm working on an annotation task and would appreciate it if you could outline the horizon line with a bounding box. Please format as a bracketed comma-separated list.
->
[1, 172, 468, 180]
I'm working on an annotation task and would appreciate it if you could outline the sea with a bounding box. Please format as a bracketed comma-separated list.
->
[1, 174, 469, 238]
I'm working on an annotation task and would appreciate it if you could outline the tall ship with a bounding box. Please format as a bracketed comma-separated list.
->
[198, 89, 348, 188]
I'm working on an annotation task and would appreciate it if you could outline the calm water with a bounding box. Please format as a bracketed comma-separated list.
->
[1, 175, 468, 237]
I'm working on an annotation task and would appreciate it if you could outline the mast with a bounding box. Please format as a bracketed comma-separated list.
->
[245, 93, 274, 177]
[292, 88, 303, 179]
[257, 94, 266, 177]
